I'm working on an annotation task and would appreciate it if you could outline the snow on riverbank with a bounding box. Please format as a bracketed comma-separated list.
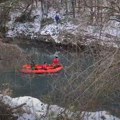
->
[82, 111, 120, 120]
[0, 95, 120, 120]
[82, 20, 120, 47]
[6, 2, 42, 39]
[6, 4, 78, 44]
[1, 96, 47, 119]
[6, 1, 120, 47]
[40, 22, 78, 43]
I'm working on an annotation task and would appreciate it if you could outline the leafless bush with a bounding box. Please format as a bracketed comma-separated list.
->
[0, 100, 17, 120]
[42, 44, 120, 119]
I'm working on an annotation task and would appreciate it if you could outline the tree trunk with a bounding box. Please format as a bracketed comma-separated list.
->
[65, 0, 68, 15]
[71, 0, 75, 18]
[41, 0, 44, 16]
[78, 0, 81, 12]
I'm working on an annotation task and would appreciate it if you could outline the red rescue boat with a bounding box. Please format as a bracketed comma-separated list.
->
[21, 64, 63, 74]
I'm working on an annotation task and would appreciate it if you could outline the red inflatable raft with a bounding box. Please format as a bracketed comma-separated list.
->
[21, 64, 63, 74]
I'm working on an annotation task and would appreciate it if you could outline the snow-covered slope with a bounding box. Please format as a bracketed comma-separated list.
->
[6, 2, 42, 39]
[6, 2, 120, 47]
[1, 95, 120, 120]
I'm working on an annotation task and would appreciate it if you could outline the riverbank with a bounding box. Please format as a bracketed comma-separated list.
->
[1, 95, 120, 120]
[0, 1, 116, 49]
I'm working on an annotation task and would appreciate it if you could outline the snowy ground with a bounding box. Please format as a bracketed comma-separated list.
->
[82, 20, 120, 48]
[40, 18, 120, 47]
[40, 22, 78, 43]
[6, 4, 78, 44]
[6, 2, 42, 39]
[6, 2, 120, 48]
[0, 95, 120, 120]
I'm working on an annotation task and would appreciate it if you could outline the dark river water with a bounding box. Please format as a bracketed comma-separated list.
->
[0, 43, 94, 98]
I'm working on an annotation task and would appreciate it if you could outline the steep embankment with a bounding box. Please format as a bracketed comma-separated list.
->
[5, 1, 120, 48]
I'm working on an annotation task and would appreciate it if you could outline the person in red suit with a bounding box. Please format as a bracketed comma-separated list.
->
[52, 56, 60, 67]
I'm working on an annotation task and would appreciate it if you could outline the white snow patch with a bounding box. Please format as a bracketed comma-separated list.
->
[80, 20, 120, 47]
[83, 111, 120, 120]
[40, 22, 78, 43]
[0, 95, 120, 120]
[17, 113, 36, 120]
[11, 96, 47, 116]
[6, 2, 42, 39]
[103, 20, 120, 37]
[47, 8, 57, 19]
[1, 95, 47, 119]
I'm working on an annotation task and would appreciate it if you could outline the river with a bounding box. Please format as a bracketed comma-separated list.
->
[0, 42, 94, 98]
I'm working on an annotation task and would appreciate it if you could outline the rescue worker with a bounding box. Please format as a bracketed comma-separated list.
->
[52, 56, 60, 67]
[55, 14, 60, 24]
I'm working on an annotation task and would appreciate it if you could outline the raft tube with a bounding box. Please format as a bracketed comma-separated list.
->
[21, 64, 63, 74]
